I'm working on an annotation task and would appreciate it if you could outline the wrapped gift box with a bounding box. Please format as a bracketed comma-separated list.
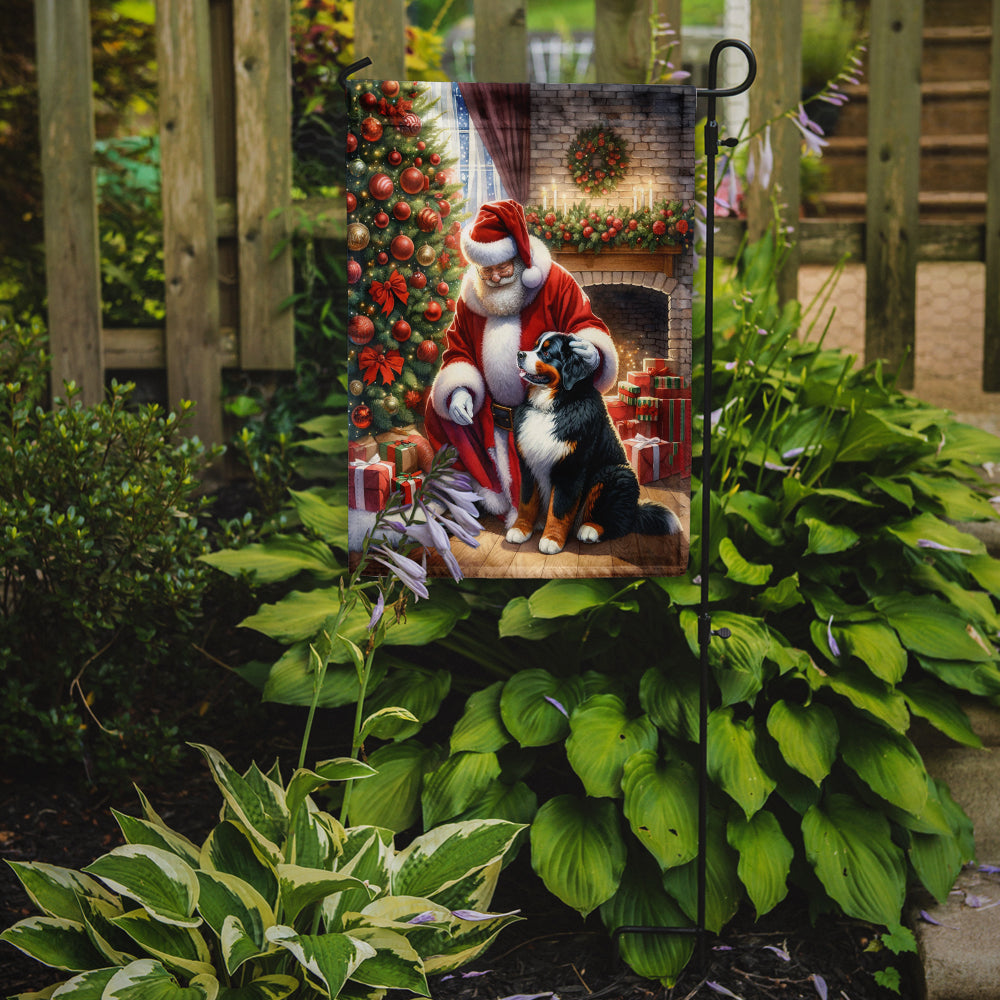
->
[349, 458, 394, 511]
[615, 418, 640, 440]
[654, 375, 692, 401]
[605, 398, 630, 422]
[392, 471, 424, 505]
[618, 380, 641, 404]
[658, 396, 692, 475]
[349, 435, 378, 462]
[624, 434, 676, 485]
[379, 439, 419, 475]
[626, 370, 653, 392]
[643, 357, 671, 376]
[637, 396, 660, 422]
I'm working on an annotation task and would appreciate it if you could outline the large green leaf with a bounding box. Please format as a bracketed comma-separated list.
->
[346, 740, 442, 832]
[216, 976, 299, 1000]
[421, 751, 502, 828]
[755, 573, 805, 614]
[497, 596, 565, 639]
[907, 780, 970, 905]
[599, 853, 694, 987]
[803, 517, 859, 556]
[885, 512, 985, 556]
[112, 812, 201, 869]
[680, 610, 771, 706]
[875, 594, 995, 662]
[0, 916, 107, 972]
[901, 680, 982, 748]
[346, 926, 429, 994]
[527, 579, 621, 618]
[4, 862, 118, 923]
[802, 793, 906, 926]
[499, 670, 585, 747]
[103, 959, 218, 1000]
[639, 664, 699, 742]
[265, 926, 374, 997]
[707, 708, 776, 818]
[834, 621, 907, 684]
[905, 472, 999, 522]
[565, 695, 658, 798]
[809, 661, 910, 732]
[276, 865, 374, 925]
[195, 871, 273, 974]
[450, 682, 511, 754]
[718, 537, 772, 586]
[621, 752, 699, 871]
[838, 718, 929, 817]
[260, 644, 383, 709]
[285, 759, 375, 823]
[530, 795, 627, 917]
[452, 779, 538, 827]
[111, 909, 214, 978]
[834, 410, 927, 463]
[363, 667, 451, 741]
[288, 488, 349, 544]
[727, 811, 793, 918]
[32, 967, 117, 998]
[200, 535, 340, 583]
[916, 655, 1000, 697]
[83, 846, 200, 928]
[723, 490, 784, 545]
[199, 822, 278, 910]
[765, 700, 838, 786]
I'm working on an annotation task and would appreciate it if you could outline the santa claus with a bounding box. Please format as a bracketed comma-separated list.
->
[424, 199, 618, 523]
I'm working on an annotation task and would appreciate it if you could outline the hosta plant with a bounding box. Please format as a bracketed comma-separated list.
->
[1, 744, 523, 999]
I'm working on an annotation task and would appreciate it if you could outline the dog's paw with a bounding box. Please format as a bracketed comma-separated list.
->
[539, 536, 564, 555]
[576, 523, 601, 544]
[506, 526, 532, 544]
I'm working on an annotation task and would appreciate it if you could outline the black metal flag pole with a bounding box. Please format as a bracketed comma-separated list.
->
[612, 38, 756, 973]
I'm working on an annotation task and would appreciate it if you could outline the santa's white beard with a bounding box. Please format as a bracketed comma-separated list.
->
[475, 259, 528, 317]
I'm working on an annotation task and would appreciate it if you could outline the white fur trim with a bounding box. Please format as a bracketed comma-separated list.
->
[481, 313, 526, 406]
[572, 325, 619, 395]
[522, 265, 542, 288]
[475, 482, 510, 515]
[430, 359, 485, 418]
[462, 231, 517, 267]
[493, 436, 515, 508]
[526, 236, 552, 287]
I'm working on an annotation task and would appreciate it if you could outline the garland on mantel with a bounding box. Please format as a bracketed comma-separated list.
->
[525, 200, 695, 254]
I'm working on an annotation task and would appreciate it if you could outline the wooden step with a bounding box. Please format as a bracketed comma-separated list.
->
[922, 25, 993, 83]
[833, 80, 991, 137]
[921, 0, 992, 28]
[814, 189, 987, 223]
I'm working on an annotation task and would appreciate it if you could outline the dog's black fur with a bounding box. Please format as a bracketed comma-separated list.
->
[506, 331, 682, 554]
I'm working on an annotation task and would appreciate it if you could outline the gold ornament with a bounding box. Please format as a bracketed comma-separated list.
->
[383, 395, 400, 414]
[349, 379, 364, 396]
[347, 222, 371, 251]
[415, 243, 436, 266]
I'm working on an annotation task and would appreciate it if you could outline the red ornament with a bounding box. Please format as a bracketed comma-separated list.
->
[417, 207, 442, 233]
[399, 167, 425, 195]
[347, 259, 362, 284]
[414, 157, 422, 167]
[408, 271, 427, 289]
[436, 281, 450, 296]
[435, 169, 456, 187]
[348, 315, 375, 345]
[373, 211, 390, 229]
[676, 219, 689, 234]
[444, 233, 458, 249]
[583, 226, 593, 238]
[352, 403, 373, 429]
[360, 92, 378, 109]
[361, 116, 383, 142]
[369, 173, 393, 200]
[429, 153, 441, 166]
[392, 319, 412, 341]
[381, 80, 400, 96]
[628, 219, 638, 230]
[388, 149, 403, 166]
[346, 191, 356, 213]
[392, 200, 411, 221]
[544, 213, 556, 226]
[601, 231, 611, 242]
[437, 200, 451, 219]
[423, 301, 443, 322]
[347, 133, 358, 154]
[416, 340, 439, 363]
[652, 220, 667, 235]
[377, 251, 389, 265]
[417, 141, 426, 151]
[396, 112, 422, 137]
[446, 298, 456, 311]
[390, 234, 414, 260]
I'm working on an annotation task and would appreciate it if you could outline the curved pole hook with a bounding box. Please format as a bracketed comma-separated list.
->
[699, 38, 757, 99]
[338, 57, 373, 93]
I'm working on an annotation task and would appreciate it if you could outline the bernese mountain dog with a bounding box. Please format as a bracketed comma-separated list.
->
[505, 331, 682, 555]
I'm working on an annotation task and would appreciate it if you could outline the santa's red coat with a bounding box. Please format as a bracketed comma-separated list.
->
[424, 238, 618, 513]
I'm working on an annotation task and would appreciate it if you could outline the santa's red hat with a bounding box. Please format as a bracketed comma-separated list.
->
[461, 199, 543, 288]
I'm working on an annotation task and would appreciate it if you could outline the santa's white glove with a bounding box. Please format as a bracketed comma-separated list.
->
[448, 388, 475, 426]
[569, 337, 600, 372]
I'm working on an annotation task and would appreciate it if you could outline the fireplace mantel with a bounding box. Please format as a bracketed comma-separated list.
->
[552, 244, 681, 280]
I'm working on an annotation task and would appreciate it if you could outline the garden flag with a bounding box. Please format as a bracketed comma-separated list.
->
[347, 80, 696, 578]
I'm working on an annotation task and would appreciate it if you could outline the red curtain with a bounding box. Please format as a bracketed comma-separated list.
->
[458, 83, 531, 203]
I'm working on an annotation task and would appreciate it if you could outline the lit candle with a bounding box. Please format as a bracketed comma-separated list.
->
[542, 188, 547, 211]
[633, 191, 637, 214]
[552, 183, 557, 214]
[649, 184, 654, 210]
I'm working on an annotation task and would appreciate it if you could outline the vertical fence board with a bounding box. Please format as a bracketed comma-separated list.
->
[983, 0, 1000, 390]
[746, 0, 801, 305]
[233, 0, 294, 369]
[594, 0, 653, 84]
[473, 0, 527, 82]
[157, 0, 223, 445]
[355, 0, 406, 80]
[654, 0, 683, 79]
[34, 0, 103, 404]
[864, 0, 923, 389]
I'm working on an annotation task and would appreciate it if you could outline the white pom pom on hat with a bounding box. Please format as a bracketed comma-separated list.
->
[461, 199, 543, 287]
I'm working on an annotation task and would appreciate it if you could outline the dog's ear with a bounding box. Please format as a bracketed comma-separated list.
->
[562, 350, 591, 392]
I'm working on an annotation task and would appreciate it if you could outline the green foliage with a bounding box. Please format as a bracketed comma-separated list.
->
[0, 317, 221, 783]
[1, 744, 524, 998]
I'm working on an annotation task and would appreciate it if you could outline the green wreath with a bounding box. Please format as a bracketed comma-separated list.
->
[566, 124, 630, 196]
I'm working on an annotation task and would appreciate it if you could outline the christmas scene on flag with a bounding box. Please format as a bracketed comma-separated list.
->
[347, 81, 695, 578]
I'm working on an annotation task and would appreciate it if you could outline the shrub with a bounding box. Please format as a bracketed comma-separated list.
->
[1, 744, 524, 997]
[0, 317, 220, 783]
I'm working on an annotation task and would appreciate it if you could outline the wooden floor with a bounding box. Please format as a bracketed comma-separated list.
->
[429, 474, 691, 579]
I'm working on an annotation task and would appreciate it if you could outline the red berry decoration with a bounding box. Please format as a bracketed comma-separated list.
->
[361, 116, 383, 142]
[381, 80, 400, 97]
[404, 389, 423, 411]
[563, 231, 572, 241]
[348, 315, 375, 345]
[392, 200, 411, 221]
[544, 213, 556, 226]
[583, 226, 594, 238]
[346, 191, 356, 213]
[417, 207, 442, 233]
[399, 167, 425, 195]
[351, 403, 373, 429]
[436, 281, 450, 296]
[396, 112, 422, 137]
[601, 231, 611, 242]
[416, 340, 439, 363]
[628, 219, 638, 230]
[369, 173, 393, 200]
[347, 133, 358, 154]
[347, 259, 362, 284]
[408, 271, 427, 289]
[652, 220, 667, 235]
[388, 149, 403, 166]
[392, 319, 412, 341]
[390, 234, 414, 260]
[423, 301, 443, 322]
[373, 211, 390, 229]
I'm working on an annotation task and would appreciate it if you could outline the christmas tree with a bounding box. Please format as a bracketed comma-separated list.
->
[346, 80, 467, 439]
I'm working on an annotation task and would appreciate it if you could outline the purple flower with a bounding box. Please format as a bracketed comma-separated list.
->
[812, 974, 828, 1000]
[370, 544, 429, 600]
[826, 616, 841, 658]
[917, 538, 973, 555]
[747, 125, 773, 191]
[367, 591, 385, 631]
[544, 695, 569, 718]
[790, 104, 829, 157]
[706, 983, 742, 999]
[763, 944, 790, 961]
[407, 911, 438, 925]
[451, 908, 521, 921]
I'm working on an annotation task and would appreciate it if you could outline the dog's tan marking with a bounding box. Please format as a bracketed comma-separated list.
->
[507, 482, 542, 544]
[540, 495, 580, 554]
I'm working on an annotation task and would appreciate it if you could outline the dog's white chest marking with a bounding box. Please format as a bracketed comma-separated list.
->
[518, 408, 572, 506]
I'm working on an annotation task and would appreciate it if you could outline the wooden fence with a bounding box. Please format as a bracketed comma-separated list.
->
[34, 0, 1000, 447]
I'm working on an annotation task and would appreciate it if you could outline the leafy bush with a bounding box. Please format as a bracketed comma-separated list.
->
[0, 317, 220, 782]
[1, 743, 524, 998]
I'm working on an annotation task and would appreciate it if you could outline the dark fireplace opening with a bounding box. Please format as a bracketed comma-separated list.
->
[586, 283, 671, 373]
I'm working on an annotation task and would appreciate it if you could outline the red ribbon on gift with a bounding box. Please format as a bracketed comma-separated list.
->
[369, 270, 409, 316]
[359, 345, 405, 386]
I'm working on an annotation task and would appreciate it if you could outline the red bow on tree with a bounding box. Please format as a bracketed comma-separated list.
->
[369, 270, 409, 316]
[378, 97, 413, 123]
[359, 345, 404, 386]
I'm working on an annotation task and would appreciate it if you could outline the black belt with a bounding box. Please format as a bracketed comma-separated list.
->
[491, 401, 515, 431]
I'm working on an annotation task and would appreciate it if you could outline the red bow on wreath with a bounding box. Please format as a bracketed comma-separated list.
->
[377, 97, 413, 124]
[369, 270, 409, 316]
[359, 345, 404, 386]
